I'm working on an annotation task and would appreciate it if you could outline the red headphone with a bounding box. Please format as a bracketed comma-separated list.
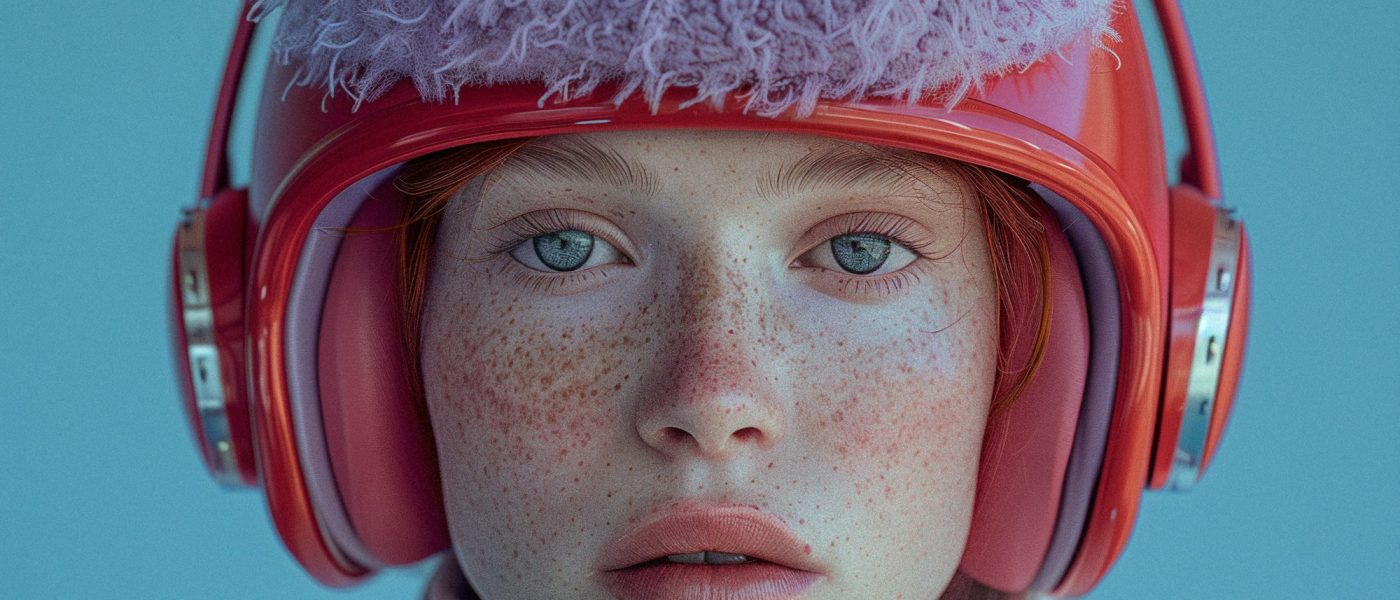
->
[171, 1, 1250, 595]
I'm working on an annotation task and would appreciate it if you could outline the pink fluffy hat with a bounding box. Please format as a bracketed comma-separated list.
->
[250, 0, 1118, 115]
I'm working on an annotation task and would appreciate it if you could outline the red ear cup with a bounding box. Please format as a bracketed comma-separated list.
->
[1149, 185, 1250, 489]
[171, 188, 257, 487]
[1200, 229, 1249, 474]
[961, 203, 1091, 591]
[318, 185, 450, 565]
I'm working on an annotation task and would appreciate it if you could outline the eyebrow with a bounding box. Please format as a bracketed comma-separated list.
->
[492, 136, 661, 196]
[489, 136, 951, 203]
[758, 142, 949, 200]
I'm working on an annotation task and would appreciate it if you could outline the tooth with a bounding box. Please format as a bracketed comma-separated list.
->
[704, 551, 752, 565]
[665, 552, 706, 564]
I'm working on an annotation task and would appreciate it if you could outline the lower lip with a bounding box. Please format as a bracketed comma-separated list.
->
[600, 561, 820, 600]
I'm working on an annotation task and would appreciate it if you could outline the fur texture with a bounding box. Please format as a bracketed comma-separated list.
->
[251, 0, 1118, 116]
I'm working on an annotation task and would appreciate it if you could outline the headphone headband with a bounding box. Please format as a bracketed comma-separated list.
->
[1153, 0, 1221, 197]
[200, 2, 257, 199]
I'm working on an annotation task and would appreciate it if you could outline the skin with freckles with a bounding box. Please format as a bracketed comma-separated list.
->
[420, 130, 998, 599]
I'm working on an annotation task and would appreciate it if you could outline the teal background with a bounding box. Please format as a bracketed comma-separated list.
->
[3, 1, 1397, 597]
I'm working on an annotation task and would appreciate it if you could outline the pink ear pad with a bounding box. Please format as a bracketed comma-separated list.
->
[319, 185, 450, 565]
[958, 204, 1090, 591]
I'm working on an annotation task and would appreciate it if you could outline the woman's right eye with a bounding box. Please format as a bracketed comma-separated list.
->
[796, 232, 919, 276]
[509, 229, 626, 272]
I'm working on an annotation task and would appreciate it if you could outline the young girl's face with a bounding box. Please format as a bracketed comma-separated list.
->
[421, 130, 997, 599]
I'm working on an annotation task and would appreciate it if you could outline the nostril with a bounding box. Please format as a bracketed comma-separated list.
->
[653, 425, 768, 455]
[659, 427, 692, 446]
[732, 427, 763, 444]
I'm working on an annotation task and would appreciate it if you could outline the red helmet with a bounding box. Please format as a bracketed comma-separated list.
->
[170, 0, 1250, 595]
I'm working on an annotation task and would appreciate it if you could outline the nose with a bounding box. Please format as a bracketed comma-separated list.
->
[635, 355, 786, 461]
[634, 254, 787, 462]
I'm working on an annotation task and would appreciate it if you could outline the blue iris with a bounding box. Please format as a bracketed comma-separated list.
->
[533, 230, 594, 271]
[830, 233, 891, 274]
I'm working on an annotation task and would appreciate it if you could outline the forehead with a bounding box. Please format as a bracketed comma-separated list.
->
[492, 129, 967, 202]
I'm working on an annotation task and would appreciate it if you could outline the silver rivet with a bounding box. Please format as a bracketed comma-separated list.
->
[1216, 266, 1231, 291]
[1205, 336, 1219, 364]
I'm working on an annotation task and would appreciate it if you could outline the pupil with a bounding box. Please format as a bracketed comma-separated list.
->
[830, 233, 891, 275]
[533, 230, 594, 271]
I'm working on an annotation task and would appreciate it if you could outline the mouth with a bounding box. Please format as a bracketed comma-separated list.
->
[596, 505, 825, 600]
[636, 550, 761, 565]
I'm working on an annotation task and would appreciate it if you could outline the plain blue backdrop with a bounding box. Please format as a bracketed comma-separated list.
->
[3, 1, 1397, 598]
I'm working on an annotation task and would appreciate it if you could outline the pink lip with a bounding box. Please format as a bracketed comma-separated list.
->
[595, 505, 825, 600]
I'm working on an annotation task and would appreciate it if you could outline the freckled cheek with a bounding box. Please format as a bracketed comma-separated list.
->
[420, 255, 671, 496]
[423, 315, 634, 493]
[421, 303, 651, 585]
[801, 310, 995, 506]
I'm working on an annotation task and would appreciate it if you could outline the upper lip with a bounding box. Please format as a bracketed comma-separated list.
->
[596, 504, 825, 574]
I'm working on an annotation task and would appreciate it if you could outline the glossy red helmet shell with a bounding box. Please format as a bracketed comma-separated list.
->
[170, 1, 1251, 596]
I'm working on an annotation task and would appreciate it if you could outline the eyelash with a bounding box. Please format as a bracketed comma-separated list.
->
[483, 209, 631, 293]
[484, 210, 938, 297]
[796, 212, 940, 297]
[802, 212, 938, 255]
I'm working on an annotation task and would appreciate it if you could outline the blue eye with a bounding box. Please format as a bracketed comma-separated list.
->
[795, 226, 919, 278]
[532, 230, 594, 271]
[829, 233, 892, 274]
[509, 228, 624, 273]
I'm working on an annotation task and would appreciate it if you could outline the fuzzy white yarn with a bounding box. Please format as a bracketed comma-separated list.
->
[251, 0, 1118, 116]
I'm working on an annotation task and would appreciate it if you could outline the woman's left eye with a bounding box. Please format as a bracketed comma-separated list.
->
[509, 229, 626, 272]
[797, 233, 918, 275]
